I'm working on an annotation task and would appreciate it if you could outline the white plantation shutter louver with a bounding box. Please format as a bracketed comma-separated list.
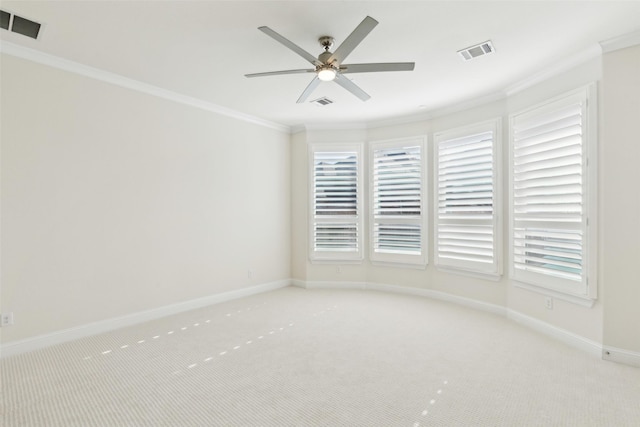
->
[310, 146, 363, 261]
[510, 87, 594, 297]
[435, 120, 500, 275]
[370, 139, 426, 266]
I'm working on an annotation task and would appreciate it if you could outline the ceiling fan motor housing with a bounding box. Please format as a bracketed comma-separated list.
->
[246, 16, 414, 103]
[318, 36, 335, 51]
[318, 51, 336, 66]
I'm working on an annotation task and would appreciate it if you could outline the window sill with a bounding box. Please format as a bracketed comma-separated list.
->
[512, 280, 596, 308]
[309, 258, 363, 265]
[370, 260, 427, 270]
[436, 266, 502, 282]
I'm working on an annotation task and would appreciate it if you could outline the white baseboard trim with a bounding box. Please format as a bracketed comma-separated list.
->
[602, 346, 640, 367]
[366, 282, 508, 317]
[294, 280, 368, 290]
[506, 309, 603, 358]
[8, 278, 638, 368]
[290, 279, 306, 288]
[1, 279, 291, 358]
[292, 279, 610, 361]
[293, 279, 506, 316]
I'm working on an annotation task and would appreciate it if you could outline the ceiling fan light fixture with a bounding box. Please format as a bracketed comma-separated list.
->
[317, 67, 337, 81]
[248, 16, 414, 102]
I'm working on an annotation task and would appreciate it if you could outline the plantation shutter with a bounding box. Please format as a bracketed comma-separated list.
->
[511, 90, 589, 295]
[311, 147, 363, 261]
[371, 139, 426, 266]
[435, 121, 500, 274]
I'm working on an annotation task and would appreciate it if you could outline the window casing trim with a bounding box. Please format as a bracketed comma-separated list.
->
[433, 118, 502, 276]
[308, 143, 365, 263]
[508, 84, 597, 301]
[369, 136, 428, 267]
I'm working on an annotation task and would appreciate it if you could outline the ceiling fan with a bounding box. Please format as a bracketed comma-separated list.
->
[245, 16, 415, 103]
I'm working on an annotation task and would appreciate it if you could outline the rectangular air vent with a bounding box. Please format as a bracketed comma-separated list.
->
[0, 10, 42, 39]
[0, 10, 10, 30]
[311, 97, 334, 106]
[458, 40, 494, 61]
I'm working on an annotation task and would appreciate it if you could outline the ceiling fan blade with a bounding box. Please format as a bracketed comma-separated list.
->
[258, 26, 322, 66]
[340, 62, 415, 74]
[297, 76, 321, 103]
[245, 69, 315, 78]
[334, 73, 371, 101]
[328, 16, 378, 65]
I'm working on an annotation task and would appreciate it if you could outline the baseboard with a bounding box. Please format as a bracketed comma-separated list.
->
[293, 280, 506, 316]
[290, 279, 306, 288]
[365, 282, 508, 317]
[8, 278, 636, 368]
[602, 346, 640, 367]
[507, 309, 603, 358]
[293, 279, 610, 361]
[0, 279, 291, 358]
[294, 280, 368, 290]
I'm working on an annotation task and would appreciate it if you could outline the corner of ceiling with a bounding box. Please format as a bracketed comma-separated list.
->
[599, 29, 640, 54]
[504, 43, 602, 97]
[0, 41, 292, 135]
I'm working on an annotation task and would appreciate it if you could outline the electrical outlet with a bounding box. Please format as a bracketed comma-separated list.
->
[1, 312, 14, 327]
[247, 269, 253, 279]
[544, 297, 553, 310]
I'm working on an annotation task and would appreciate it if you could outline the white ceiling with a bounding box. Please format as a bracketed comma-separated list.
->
[2, 1, 640, 129]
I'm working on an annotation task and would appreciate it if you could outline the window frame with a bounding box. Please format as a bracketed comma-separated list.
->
[369, 136, 428, 267]
[433, 118, 502, 278]
[508, 84, 597, 302]
[308, 143, 364, 263]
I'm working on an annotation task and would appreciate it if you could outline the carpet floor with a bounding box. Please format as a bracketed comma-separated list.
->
[2, 286, 639, 426]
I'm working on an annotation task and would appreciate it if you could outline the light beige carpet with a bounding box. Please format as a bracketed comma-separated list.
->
[2, 287, 640, 426]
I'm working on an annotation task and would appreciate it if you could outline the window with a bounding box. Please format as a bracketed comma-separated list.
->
[370, 137, 427, 266]
[509, 85, 596, 299]
[309, 144, 363, 262]
[434, 119, 501, 276]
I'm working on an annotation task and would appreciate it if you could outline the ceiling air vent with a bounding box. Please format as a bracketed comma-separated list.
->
[311, 97, 334, 107]
[0, 10, 42, 39]
[0, 10, 10, 30]
[458, 40, 494, 61]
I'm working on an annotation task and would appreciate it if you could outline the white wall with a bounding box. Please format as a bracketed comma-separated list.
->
[3, 42, 639, 360]
[601, 44, 640, 354]
[505, 58, 604, 344]
[292, 55, 608, 346]
[0, 54, 291, 344]
[290, 131, 308, 282]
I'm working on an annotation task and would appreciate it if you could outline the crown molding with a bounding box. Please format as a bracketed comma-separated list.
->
[368, 91, 507, 130]
[504, 43, 602, 97]
[600, 29, 640, 53]
[292, 91, 507, 134]
[300, 122, 368, 133]
[3, 35, 627, 136]
[298, 45, 602, 132]
[0, 41, 291, 134]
